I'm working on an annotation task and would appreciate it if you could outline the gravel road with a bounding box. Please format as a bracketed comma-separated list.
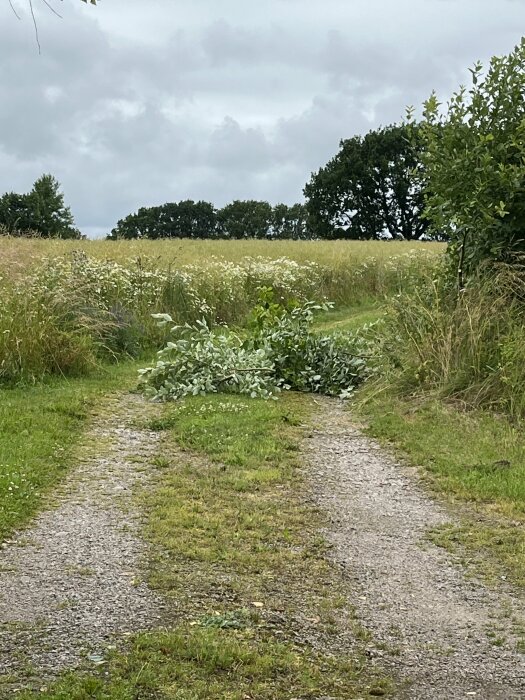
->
[0, 393, 166, 692]
[304, 399, 525, 700]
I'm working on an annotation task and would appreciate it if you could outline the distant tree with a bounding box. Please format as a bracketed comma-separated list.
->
[271, 203, 310, 239]
[158, 200, 217, 238]
[109, 206, 163, 240]
[304, 124, 428, 240]
[109, 200, 218, 240]
[28, 174, 80, 238]
[0, 174, 80, 238]
[0, 192, 34, 233]
[218, 200, 272, 239]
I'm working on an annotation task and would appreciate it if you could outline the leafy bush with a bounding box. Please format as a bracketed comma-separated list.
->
[411, 39, 525, 284]
[139, 294, 373, 401]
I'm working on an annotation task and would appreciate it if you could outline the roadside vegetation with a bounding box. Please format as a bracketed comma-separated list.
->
[357, 38, 525, 587]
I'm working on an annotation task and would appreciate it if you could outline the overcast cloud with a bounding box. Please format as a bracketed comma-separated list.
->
[0, 0, 523, 237]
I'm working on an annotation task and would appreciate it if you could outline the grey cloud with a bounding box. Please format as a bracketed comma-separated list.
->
[0, 0, 524, 236]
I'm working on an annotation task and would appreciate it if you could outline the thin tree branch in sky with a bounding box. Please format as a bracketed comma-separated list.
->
[8, 0, 21, 19]
[40, 0, 62, 18]
[28, 0, 41, 54]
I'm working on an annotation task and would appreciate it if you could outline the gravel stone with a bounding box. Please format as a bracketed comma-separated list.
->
[0, 393, 165, 689]
[304, 399, 525, 700]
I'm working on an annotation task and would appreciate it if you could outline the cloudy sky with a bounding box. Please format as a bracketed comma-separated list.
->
[0, 0, 523, 237]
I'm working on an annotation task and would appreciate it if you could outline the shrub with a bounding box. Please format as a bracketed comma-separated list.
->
[411, 39, 525, 284]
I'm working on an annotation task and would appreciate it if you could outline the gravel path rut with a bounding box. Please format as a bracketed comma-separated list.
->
[304, 399, 525, 700]
[0, 393, 166, 692]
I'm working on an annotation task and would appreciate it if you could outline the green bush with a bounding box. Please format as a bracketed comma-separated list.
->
[412, 39, 525, 284]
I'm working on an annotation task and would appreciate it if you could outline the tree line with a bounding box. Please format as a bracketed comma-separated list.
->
[1, 124, 432, 241]
[108, 200, 309, 240]
[109, 124, 430, 241]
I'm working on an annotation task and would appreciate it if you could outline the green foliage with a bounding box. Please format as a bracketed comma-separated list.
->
[304, 124, 427, 240]
[370, 264, 525, 420]
[412, 39, 525, 281]
[139, 292, 372, 401]
[109, 200, 218, 240]
[109, 199, 311, 240]
[139, 316, 279, 401]
[0, 174, 80, 239]
[218, 199, 273, 239]
[271, 202, 309, 239]
[248, 289, 371, 397]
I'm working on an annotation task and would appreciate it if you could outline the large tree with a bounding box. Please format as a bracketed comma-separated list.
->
[109, 201, 218, 240]
[29, 174, 80, 238]
[218, 200, 272, 239]
[304, 124, 428, 240]
[158, 200, 217, 239]
[271, 203, 310, 240]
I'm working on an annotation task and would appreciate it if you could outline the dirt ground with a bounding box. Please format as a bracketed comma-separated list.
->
[304, 399, 525, 699]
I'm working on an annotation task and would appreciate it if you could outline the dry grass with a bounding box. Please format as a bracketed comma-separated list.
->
[0, 237, 444, 279]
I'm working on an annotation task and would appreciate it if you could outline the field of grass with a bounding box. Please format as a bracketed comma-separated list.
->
[0, 237, 444, 277]
[0, 238, 443, 385]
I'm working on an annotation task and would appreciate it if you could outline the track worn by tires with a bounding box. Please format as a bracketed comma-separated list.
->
[304, 399, 525, 700]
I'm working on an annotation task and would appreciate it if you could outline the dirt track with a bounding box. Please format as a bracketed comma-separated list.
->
[0, 394, 165, 691]
[305, 399, 525, 700]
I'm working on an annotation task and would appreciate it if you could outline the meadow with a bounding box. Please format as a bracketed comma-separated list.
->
[0, 237, 442, 538]
[0, 238, 442, 384]
[0, 237, 443, 275]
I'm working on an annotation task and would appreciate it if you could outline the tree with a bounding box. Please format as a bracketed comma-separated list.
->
[0, 192, 34, 233]
[304, 124, 428, 240]
[29, 174, 80, 238]
[109, 201, 218, 240]
[158, 200, 217, 238]
[411, 39, 525, 285]
[109, 206, 162, 240]
[0, 174, 80, 238]
[218, 200, 272, 239]
[271, 203, 310, 239]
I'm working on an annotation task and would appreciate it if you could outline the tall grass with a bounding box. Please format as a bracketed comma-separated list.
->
[374, 264, 525, 420]
[0, 237, 444, 280]
[0, 243, 440, 384]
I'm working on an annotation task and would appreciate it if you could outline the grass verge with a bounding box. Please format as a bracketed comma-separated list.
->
[358, 392, 525, 588]
[18, 392, 392, 699]
[0, 363, 138, 541]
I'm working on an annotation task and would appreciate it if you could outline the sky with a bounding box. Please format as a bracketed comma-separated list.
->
[0, 1, 524, 238]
